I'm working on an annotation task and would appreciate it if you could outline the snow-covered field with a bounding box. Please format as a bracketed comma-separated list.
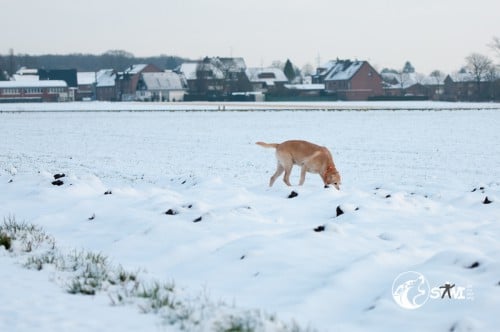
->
[1, 102, 499, 331]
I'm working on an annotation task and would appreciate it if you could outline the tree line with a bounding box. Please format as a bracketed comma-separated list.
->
[0, 50, 190, 77]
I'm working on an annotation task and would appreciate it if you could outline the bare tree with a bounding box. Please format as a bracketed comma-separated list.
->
[488, 36, 500, 58]
[271, 60, 284, 70]
[301, 63, 314, 76]
[430, 70, 445, 100]
[396, 70, 410, 96]
[465, 53, 493, 100]
[484, 65, 498, 100]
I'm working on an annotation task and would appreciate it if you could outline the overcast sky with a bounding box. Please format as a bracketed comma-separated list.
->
[2, 0, 499, 74]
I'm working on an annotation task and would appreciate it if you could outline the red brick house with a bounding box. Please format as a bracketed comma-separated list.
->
[116, 64, 162, 101]
[76, 72, 96, 100]
[313, 60, 383, 100]
[443, 72, 499, 101]
[95, 69, 117, 101]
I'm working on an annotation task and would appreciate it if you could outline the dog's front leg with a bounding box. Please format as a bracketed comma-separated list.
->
[299, 166, 307, 185]
[283, 165, 293, 186]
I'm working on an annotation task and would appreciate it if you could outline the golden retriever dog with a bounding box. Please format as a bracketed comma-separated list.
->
[256, 140, 341, 189]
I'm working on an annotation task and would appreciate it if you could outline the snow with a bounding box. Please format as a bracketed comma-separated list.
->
[284, 83, 325, 90]
[96, 69, 116, 87]
[0, 104, 499, 331]
[77, 72, 97, 86]
[178, 63, 198, 80]
[246, 68, 289, 85]
[0, 80, 68, 88]
[1, 100, 500, 112]
[141, 72, 185, 91]
[124, 64, 148, 75]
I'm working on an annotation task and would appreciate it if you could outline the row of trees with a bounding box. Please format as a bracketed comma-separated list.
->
[0, 50, 189, 77]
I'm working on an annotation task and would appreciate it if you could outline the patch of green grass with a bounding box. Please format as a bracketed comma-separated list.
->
[0, 216, 55, 252]
[137, 281, 178, 313]
[215, 315, 256, 332]
[3, 215, 314, 331]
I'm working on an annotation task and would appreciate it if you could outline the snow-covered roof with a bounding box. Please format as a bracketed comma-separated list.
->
[177, 62, 225, 80]
[246, 67, 288, 86]
[96, 69, 116, 87]
[177, 58, 246, 81]
[177, 63, 198, 80]
[446, 71, 491, 83]
[382, 72, 446, 89]
[140, 71, 185, 91]
[197, 61, 225, 79]
[0, 80, 67, 88]
[15, 67, 38, 76]
[323, 60, 364, 81]
[124, 64, 148, 75]
[284, 83, 325, 90]
[77, 72, 96, 86]
[12, 74, 40, 81]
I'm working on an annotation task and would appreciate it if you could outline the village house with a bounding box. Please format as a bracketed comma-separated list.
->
[245, 67, 288, 94]
[136, 71, 187, 101]
[443, 71, 499, 101]
[116, 64, 162, 101]
[0, 80, 69, 102]
[381, 71, 445, 100]
[313, 59, 383, 100]
[177, 57, 251, 100]
[95, 69, 117, 101]
[76, 72, 96, 100]
[281, 83, 326, 100]
[76, 69, 117, 101]
[38, 69, 78, 89]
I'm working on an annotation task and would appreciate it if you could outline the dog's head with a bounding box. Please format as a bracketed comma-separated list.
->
[324, 166, 341, 190]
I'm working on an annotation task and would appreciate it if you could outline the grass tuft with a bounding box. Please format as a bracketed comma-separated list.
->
[0, 233, 12, 250]
[0, 216, 55, 252]
[3, 215, 314, 331]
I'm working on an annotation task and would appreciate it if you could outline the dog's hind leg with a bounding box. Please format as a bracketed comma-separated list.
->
[282, 164, 293, 186]
[269, 163, 285, 187]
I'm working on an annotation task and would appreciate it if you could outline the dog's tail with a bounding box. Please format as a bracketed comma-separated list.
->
[256, 141, 278, 149]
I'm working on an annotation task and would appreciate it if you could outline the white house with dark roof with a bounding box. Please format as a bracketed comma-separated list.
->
[245, 67, 288, 93]
[136, 71, 186, 101]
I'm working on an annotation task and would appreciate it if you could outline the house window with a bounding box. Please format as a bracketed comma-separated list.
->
[258, 73, 276, 79]
[368, 70, 373, 77]
[49, 87, 63, 93]
[26, 88, 42, 94]
[2, 88, 20, 95]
